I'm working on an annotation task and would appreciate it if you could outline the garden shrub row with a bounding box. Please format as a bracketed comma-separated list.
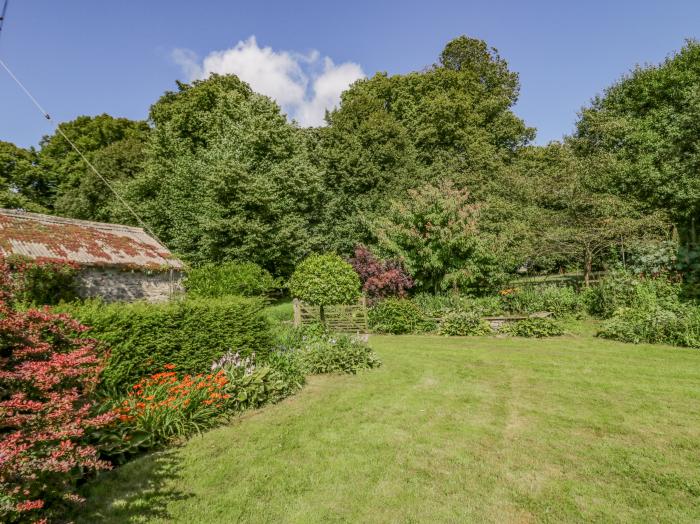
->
[502, 317, 565, 338]
[368, 290, 574, 337]
[438, 311, 492, 336]
[502, 284, 583, 318]
[367, 272, 700, 345]
[57, 296, 273, 392]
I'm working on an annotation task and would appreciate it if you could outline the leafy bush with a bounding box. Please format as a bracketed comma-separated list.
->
[626, 240, 678, 276]
[503, 317, 565, 338]
[58, 296, 272, 392]
[213, 351, 303, 410]
[300, 335, 382, 375]
[270, 324, 381, 374]
[501, 285, 583, 318]
[438, 311, 492, 336]
[6, 255, 78, 305]
[96, 366, 230, 460]
[412, 293, 503, 317]
[348, 245, 413, 302]
[261, 349, 306, 392]
[185, 261, 280, 298]
[0, 262, 113, 523]
[369, 298, 432, 334]
[584, 271, 682, 319]
[288, 253, 361, 307]
[597, 303, 700, 348]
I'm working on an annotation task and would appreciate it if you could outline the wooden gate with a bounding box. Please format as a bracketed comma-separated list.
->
[293, 297, 368, 333]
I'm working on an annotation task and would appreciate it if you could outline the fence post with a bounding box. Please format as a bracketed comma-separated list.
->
[293, 298, 301, 328]
[361, 295, 368, 333]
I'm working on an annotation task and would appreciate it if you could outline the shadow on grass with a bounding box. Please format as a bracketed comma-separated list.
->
[75, 449, 193, 523]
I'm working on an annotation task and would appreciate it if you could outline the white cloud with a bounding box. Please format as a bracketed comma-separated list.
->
[172, 36, 365, 126]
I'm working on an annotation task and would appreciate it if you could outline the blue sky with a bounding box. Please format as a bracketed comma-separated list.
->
[0, 0, 698, 148]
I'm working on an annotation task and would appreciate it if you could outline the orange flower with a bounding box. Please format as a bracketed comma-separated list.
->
[164, 363, 176, 370]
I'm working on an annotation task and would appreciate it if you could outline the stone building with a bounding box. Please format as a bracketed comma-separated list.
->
[0, 209, 184, 302]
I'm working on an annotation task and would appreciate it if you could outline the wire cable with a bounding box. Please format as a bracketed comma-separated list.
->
[0, 9, 163, 244]
[0, 0, 8, 37]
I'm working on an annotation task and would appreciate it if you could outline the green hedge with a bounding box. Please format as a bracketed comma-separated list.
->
[58, 297, 272, 391]
[184, 261, 280, 298]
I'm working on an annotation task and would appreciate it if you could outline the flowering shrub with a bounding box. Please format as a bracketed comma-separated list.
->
[348, 245, 413, 302]
[213, 351, 302, 410]
[0, 260, 113, 523]
[104, 366, 230, 455]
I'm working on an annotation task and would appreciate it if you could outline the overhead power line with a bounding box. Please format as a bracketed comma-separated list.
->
[0, 0, 162, 244]
[0, 0, 8, 37]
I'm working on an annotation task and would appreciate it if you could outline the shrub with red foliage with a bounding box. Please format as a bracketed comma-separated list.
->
[348, 245, 413, 302]
[0, 259, 114, 522]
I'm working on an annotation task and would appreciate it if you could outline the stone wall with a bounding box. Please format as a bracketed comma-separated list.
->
[76, 267, 184, 303]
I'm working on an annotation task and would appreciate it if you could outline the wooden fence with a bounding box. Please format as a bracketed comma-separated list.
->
[293, 297, 369, 333]
[509, 271, 607, 289]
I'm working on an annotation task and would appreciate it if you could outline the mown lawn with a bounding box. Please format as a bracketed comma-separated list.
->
[78, 332, 700, 523]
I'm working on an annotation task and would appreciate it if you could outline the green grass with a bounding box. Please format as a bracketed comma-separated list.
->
[78, 332, 700, 523]
[265, 298, 293, 323]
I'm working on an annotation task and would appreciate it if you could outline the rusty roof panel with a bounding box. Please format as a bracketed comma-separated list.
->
[0, 209, 183, 270]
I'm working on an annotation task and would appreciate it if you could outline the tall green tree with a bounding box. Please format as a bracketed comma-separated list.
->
[123, 74, 323, 275]
[0, 141, 48, 211]
[37, 114, 150, 221]
[530, 144, 671, 284]
[317, 35, 534, 253]
[575, 40, 700, 235]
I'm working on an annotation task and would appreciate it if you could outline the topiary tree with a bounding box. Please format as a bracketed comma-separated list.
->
[288, 254, 361, 322]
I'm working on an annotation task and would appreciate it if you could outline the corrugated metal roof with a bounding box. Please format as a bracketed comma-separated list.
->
[0, 209, 183, 270]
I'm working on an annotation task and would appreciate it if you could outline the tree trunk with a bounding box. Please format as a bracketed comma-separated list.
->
[319, 304, 326, 324]
[620, 236, 626, 269]
[584, 251, 593, 287]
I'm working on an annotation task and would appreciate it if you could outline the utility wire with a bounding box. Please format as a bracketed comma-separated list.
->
[0, 0, 8, 36]
[0, 0, 163, 244]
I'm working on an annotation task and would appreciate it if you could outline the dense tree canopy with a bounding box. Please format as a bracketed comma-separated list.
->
[38, 114, 150, 221]
[375, 181, 507, 294]
[0, 141, 47, 211]
[0, 35, 695, 287]
[316, 35, 534, 252]
[575, 40, 700, 231]
[121, 75, 323, 275]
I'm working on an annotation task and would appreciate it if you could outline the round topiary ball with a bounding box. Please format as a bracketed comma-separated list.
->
[289, 253, 361, 307]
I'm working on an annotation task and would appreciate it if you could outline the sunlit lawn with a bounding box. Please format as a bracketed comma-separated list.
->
[77, 331, 700, 523]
